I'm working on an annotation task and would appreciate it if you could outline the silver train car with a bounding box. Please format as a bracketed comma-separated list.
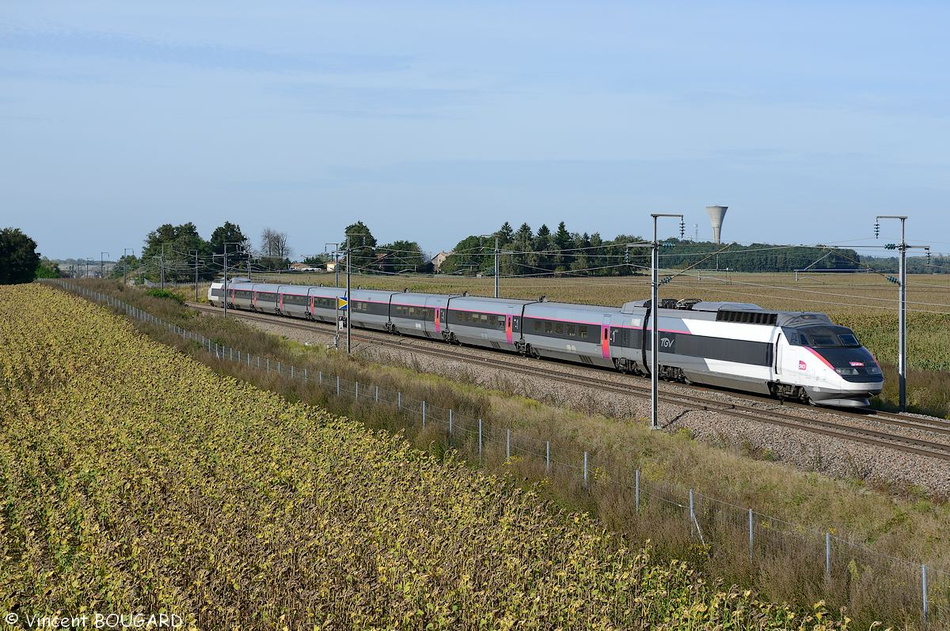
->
[209, 280, 883, 407]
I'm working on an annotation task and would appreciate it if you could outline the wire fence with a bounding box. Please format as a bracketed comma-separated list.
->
[51, 280, 948, 626]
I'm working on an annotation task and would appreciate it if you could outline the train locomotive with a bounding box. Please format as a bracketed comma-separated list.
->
[209, 280, 883, 408]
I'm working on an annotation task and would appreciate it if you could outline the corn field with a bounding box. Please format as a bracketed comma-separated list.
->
[0, 284, 854, 629]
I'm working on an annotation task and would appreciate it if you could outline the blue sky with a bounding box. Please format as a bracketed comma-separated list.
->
[2, 1, 948, 261]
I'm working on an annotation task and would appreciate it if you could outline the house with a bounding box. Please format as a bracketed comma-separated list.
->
[290, 262, 320, 272]
[326, 256, 345, 273]
[431, 251, 452, 272]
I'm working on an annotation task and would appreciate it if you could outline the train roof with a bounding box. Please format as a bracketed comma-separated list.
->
[523, 301, 620, 315]
[619, 298, 835, 327]
[447, 296, 536, 312]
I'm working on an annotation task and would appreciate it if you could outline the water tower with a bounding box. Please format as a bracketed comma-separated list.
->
[706, 205, 728, 244]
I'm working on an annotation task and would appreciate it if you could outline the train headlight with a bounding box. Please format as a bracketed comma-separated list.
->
[835, 367, 859, 375]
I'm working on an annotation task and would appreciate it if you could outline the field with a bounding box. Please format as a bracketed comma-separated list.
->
[0, 284, 852, 629]
[81, 278, 950, 628]
[259, 270, 950, 416]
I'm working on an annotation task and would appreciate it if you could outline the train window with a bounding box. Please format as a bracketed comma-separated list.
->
[794, 326, 859, 348]
[544, 321, 552, 334]
[555, 323, 563, 335]
[839, 333, 859, 346]
[579, 326, 588, 339]
[567, 325, 575, 337]
[533, 320, 542, 332]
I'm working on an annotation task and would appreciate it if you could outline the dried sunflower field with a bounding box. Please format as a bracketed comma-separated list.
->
[0, 284, 848, 629]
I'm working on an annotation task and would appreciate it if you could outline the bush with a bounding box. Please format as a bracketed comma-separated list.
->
[145, 288, 185, 304]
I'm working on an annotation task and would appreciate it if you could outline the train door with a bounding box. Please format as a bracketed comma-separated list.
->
[601, 315, 611, 360]
[505, 312, 514, 345]
[252, 291, 259, 311]
[774, 332, 784, 377]
[308, 296, 315, 319]
[278, 293, 284, 314]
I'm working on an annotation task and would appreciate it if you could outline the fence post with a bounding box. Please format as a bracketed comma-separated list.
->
[319, 371, 322, 384]
[422, 401, 426, 429]
[506, 429, 510, 460]
[304, 367, 307, 381]
[355, 382, 359, 400]
[267, 358, 270, 372]
[689, 489, 695, 526]
[635, 470, 640, 514]
[398, 392, 402, 411]
[825, 533, 831, 583]
[336, 376, 341, 396]
[478, 418, 483, 463]
[278, 361, 281, 375]
[375, 385, 379, 403]
[749, 509, 754, 562]
[449, 410, 453, 442]
[583, 452, 589, 489]
[291, 365, 295, 379]
[546, 441, 550, 475]
[922, 564, 929, 623]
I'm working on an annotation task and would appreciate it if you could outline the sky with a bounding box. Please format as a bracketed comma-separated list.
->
[2, 1, 949, 262]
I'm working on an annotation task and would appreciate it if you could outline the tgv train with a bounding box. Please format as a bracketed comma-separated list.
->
[209, 280, 883, 408]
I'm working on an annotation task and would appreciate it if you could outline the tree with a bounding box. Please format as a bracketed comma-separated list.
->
[513, 223, 533, 277]
[111, 253, 140, 281]
[610, 234, 649, 276]
[441, 235, 489, 275]
[142, 223, 212, 283]
[210, 222, 250, 256]
[343, 221, 377, 272]
[35, 257, 62, 279]
[553, 221, 573, 271]
[496, 221, 514, 246]
[0, 228, 41, 284]
[259, 228, 293, 270]
[533, 224, 553, 273]
[376, 240, 427, 273]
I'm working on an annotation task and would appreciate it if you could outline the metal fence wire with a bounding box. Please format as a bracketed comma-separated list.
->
[51, 280, 947, 625]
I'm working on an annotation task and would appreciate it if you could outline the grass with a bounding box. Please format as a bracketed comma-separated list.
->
[82, 279, 950, 629]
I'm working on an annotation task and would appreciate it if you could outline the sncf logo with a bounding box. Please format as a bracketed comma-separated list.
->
[798, 360, 807, 371]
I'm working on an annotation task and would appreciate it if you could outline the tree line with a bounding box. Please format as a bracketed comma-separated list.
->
[440, 222, 870, 276]
[2, 220, 946, 286]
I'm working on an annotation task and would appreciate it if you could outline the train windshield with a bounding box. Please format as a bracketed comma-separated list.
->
[784, 325, 861, 348]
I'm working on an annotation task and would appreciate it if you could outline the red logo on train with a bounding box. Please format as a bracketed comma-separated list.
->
[798, 360, 807, 371]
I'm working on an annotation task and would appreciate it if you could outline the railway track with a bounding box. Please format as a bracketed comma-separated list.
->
[188, 303, 950, 462]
